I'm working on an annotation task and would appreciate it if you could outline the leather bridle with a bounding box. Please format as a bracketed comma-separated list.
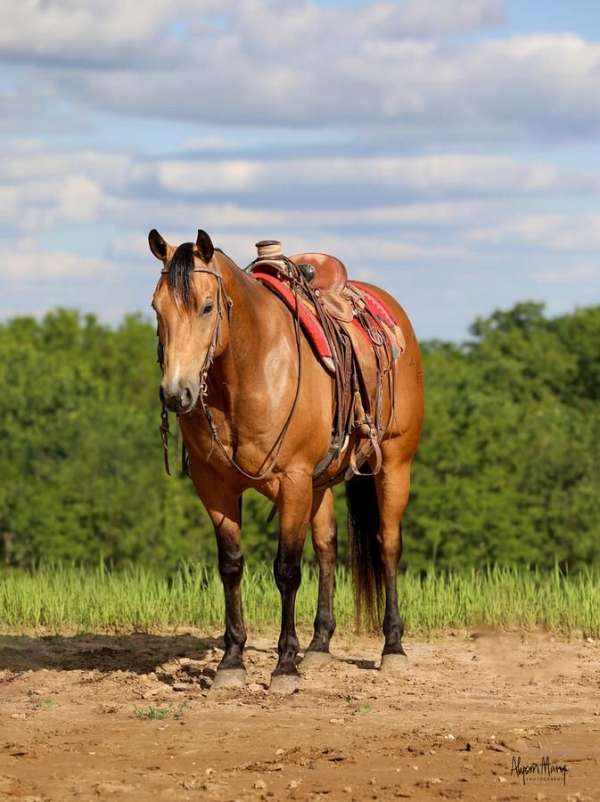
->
[158, 266, 229, 475]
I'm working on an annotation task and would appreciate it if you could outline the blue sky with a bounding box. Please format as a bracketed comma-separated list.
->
[0, 0, 599, 340]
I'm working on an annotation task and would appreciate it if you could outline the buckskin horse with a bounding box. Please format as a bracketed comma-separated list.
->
[149, 229, 424, 692]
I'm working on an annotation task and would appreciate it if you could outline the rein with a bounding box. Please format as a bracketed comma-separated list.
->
[158, 262, 304, 482]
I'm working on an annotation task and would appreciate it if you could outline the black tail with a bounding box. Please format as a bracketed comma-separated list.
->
[346, 474, 383, 629]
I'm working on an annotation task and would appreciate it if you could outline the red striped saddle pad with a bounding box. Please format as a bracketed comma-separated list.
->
[250, 269, 404, 374]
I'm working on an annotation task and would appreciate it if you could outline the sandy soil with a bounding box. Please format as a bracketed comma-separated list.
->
[0, 628, 598, 802]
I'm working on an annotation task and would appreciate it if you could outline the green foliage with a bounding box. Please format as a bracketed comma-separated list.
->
[0, 309, 216, 571]
[0, 302, 598, 572]
[406, 302, 600, 571]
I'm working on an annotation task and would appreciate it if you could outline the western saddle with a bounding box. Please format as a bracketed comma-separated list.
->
[247, 240, 402, 485]
[290, 252, 348, 292]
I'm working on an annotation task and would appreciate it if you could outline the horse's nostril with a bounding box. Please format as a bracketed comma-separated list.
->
[180, 387, 192, 409]
[160, 384, 194, 414]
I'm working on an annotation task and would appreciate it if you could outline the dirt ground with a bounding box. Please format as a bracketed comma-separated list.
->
[0, 628, 598, 802]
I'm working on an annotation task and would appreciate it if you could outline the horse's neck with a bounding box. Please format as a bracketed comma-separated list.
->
[211, 252, 283, 393]
[217, 251, 256, 317]
[218, 251, 265, 346]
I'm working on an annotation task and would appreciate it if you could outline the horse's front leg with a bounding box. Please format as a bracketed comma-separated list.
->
[270, 474, 313, 692]
[197, 479, 247, 689]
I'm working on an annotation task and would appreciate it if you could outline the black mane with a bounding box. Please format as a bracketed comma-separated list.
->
[166, 242, 196, 309]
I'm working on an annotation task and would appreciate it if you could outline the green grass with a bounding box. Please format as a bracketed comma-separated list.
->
[0, 563, 598, 636]
[134, 706, 171, 721]
[134, 702, 190, 720]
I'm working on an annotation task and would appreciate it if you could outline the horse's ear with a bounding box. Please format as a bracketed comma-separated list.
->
[148, 229, 168, 261]
[196, 229, 214, 263]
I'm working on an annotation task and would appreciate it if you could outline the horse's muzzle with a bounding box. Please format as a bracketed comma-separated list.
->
[160, 383, 196, 415]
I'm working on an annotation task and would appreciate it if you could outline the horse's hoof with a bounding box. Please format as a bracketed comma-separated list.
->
[269, 673, 300, 695]
[379, 653, 408, 674]
[300, 650, 333, 671]
[211, 668, 247, 690]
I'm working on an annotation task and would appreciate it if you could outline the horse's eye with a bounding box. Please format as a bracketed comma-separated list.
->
[201, 300, 214, 316]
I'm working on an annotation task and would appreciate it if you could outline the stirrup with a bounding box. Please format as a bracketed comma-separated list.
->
[344, 428, 383, 480]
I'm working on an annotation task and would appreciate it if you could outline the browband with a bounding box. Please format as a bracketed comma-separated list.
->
[161, 267, 223, 279]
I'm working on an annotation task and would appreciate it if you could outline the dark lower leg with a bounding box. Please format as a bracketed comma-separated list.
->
[307, 491, 337, 653]
[218, 544, 247, 670]
[192, 471, 246, 677]
[381, 548, 405, 656]
[375, 459, 411, 658]
[273, 547, 302, 675]
[307, 559, 336, 652]
[202, 488, 246, 674]
[273, 484, 312, 677]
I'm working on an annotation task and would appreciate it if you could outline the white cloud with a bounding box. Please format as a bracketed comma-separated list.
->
[0, 0, 502, 63]
[3, 2, 599, 141]
[0, 245, 110, 279]
[181, 135, 228, 151]
[346, 0, 504, 39]
[4, 141, 596, 241]
[0, 145, 139, 231]
[126, 199, 501, 240]
[0, 173, 117, 231]
[22, 22, 600, 140]
[0, 146, 135, 184]
[0, 0, 226, 61]
[533, 264, 600, 283]
[469, 215, 600, 251]
[155, 154, 595, 198]
[57, 175, 104, 223]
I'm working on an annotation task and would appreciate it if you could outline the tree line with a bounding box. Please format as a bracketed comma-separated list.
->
[0, 302, 598, 572]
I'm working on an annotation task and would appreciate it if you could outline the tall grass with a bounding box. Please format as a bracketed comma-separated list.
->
[0, 563, 597, 636]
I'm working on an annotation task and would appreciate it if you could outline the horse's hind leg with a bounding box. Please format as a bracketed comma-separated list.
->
[375, 452, 412, 672]
[302, 488, 337, 668]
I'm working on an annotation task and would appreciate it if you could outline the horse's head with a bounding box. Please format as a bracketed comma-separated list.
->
[149, 228, 227, 414]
